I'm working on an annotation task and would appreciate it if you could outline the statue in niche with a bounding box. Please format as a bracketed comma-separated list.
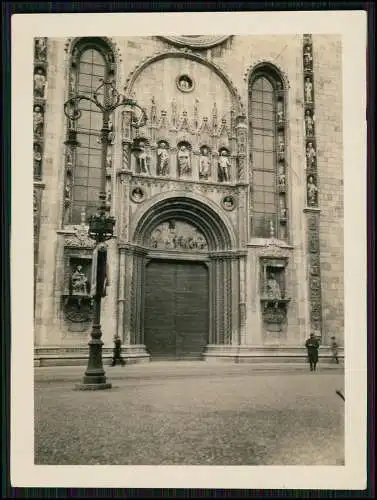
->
[156, 141, 170, 176]
[34, 38, 47, 61]
[64, 178, 71, 205]
[277, 100, 284, 124]
[33, 105, 44, 138]
[278, 136, 285, 161]
[305, 76, 313, 103]
[217, 149, 231, 182]
[278, 164, 286, 187]
[107, 118, 115, 144]
[199, 146, 211, 180]
[136, 141, 151, 175]
[305, 109, 315, 136]
[106, 146, 112, 169]
[307, 175, 318, 205]
[69, 71, 76, 95]
[177, 144, 191, 177]
[34, 67, 46, 98]
[33, 143, 42, 177]
[265, 272, 282, 300]
[306, 142, 316, 168]
[70, 265, 89, 296]
[303, 44, 313, 70]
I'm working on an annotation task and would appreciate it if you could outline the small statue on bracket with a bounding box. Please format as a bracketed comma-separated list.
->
[199, 146, 211, 180]
[156, 141, 170, 176]
[218, 148, 231, 182]
[303, 44, 313, 70]
[306, 142, 316, 168]
[304, 76, 313, 103]
[33, 105, 44, 138]
[277, 100, 284, 124]
[34, 67, 46, 98]
[265, 272, 282, 301]
[177, 144, 192, 177]
[305, 109, 315, 136]
[307, 175, 318, 206]
[70, 265, 89, 300]
[137, 141, 151, 175]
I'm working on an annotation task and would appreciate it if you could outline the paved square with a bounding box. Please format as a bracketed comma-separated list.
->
[34, 362, 344, 465]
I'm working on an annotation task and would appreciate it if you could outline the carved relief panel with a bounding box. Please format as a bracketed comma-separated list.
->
[148, 220, 208, 251]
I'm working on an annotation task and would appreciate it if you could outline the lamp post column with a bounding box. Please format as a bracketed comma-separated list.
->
[79, 110, 112, 389]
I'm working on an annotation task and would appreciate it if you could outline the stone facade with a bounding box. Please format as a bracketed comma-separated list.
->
[33, 35, 344, 366]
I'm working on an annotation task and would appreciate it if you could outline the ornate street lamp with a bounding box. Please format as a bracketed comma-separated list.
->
[64, 79, 147, 390]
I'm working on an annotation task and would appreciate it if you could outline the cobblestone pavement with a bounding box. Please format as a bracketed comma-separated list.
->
[34, 362, 344, 466]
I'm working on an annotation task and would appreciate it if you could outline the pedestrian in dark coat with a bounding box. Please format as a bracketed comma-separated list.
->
[305, 333, 320, 371]
[111, 335, 125, 366]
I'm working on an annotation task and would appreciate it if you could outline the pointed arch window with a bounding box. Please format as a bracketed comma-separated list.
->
[249, 68, 288, 240]
[66, 39, 115, 224]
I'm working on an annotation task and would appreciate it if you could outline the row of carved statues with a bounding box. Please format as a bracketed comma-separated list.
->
[129, 140, 233, 182]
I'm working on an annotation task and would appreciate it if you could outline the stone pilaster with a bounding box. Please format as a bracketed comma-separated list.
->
[303, 33, 323, 339]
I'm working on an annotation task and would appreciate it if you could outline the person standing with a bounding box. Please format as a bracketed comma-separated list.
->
[305, 333, 320, 372]
[111, 335, 125, 367]
[330, 336, 340, 364]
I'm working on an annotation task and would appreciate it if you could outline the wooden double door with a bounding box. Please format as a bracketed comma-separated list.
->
[144, 260, 209, 359]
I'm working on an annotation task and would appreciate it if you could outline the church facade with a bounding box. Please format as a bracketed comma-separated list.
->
[33, 34, 344, 366]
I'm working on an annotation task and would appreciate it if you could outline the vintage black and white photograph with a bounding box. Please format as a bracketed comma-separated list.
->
[11, 11, 367, 490]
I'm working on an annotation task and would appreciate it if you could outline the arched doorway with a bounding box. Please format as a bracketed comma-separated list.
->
[126, 194, 240, 360]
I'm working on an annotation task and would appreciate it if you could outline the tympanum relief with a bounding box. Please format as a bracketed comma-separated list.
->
[149, 220, 208, 251]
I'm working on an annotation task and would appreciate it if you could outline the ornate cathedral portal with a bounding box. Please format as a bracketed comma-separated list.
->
[33, 35, 344, 366]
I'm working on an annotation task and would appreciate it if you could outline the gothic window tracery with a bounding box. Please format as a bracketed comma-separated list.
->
[66, 39, 116, 224]
[249, 67, 288, 240]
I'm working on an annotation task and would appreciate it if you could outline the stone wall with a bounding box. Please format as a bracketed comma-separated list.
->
[312, 35, 344, 344]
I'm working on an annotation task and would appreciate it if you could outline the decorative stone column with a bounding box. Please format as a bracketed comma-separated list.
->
[303, 33, 323, 339]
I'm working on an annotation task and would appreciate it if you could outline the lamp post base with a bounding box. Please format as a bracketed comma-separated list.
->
[75, 332, 112, 390]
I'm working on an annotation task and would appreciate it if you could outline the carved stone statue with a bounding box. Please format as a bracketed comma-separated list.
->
[108, 118, 115, 144]
[305, 77, 313, 103]
[33, 105, 44, 138]
[278, 164, 286, 187]
[303, 44, 313, 70]
[106, 147, 112, 169]
[278, 137, 285, 161]
[34, 68, 46, 98]
[137, 142, 150, 174]
[34, 38, 47, 61]
[306, 142, 316, 168]
[277, 100, 284, 124]
[305, 109, 314, 136]
[33, 143, 42, 177]
[157, 141, 169, 176]
[307, 175, 318, 205]
[71, 265, 88, 296]
[177, 145, 191, 176]
[199, 146, 211, 180]
[218, 149, 231, 182]
[265, 273, 282, 300]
